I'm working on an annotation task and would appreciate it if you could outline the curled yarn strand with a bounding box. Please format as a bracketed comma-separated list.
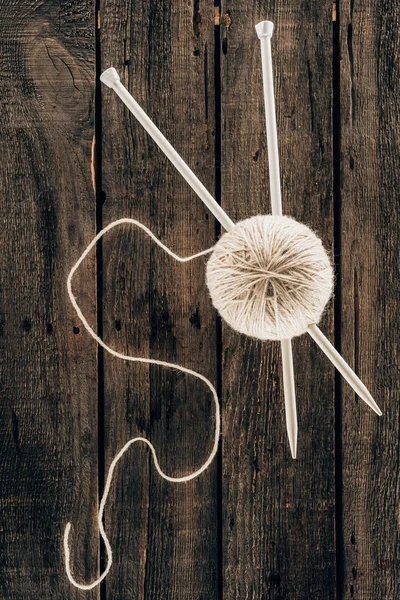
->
[64, 218, 220, 591]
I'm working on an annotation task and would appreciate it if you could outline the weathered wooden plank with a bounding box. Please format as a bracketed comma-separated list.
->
[100, 1, 218, 597]
[220, 2, 336, 598]
[0, 1, 98, 598]
[339, 2, 400, 598]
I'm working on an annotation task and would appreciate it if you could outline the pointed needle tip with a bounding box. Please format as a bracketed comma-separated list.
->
[286, 424, 297, 460]
[363, 393, 382, 416]
[289, 439, 297, 460]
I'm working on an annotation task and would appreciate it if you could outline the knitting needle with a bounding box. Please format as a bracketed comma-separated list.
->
[256, 21, 298, 459]
[100, 68, 235, 233]
[307, 324, 382, 415]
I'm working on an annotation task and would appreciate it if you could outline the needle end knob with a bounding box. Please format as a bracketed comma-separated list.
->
[100, 67, 120, 89]
[255, 21, 274, 39]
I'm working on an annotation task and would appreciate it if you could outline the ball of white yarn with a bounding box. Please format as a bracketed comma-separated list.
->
[206, 215, 333, 341]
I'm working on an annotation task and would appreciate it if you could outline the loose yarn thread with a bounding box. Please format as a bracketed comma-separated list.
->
[64, 218, 220, 590]
[206, 215, 333, 341]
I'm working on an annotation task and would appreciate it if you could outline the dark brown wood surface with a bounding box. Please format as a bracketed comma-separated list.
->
[0, 0, 99, 598]
[0, 0, 398, 598]
[339, 2, 400, 598]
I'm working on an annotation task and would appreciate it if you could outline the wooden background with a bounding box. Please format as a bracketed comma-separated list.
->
[1, 0, 399, 598]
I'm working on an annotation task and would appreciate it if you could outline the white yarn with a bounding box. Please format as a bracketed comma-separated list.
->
[64, 218, 219, 590]
[206, 215, 333, 341]
[65, 214, 333, 589]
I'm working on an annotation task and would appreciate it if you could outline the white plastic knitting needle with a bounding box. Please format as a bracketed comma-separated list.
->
[100, 68, 235, 233]
[307, 324, 382, 415]
[256, 21, 298, 458]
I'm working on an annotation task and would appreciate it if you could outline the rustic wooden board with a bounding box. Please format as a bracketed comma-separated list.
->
[2, 0, 400, 597]
[339, 2, 400, 598]
[220, 2, 336, 598]
[100, 1, 218, 598]
[0, 1, 98, 598]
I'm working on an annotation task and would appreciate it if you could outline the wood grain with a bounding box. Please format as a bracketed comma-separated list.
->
[339, 2, 400, 598]
[0, 1, 98, 598]
[2, 0, 400, 598]
[100, 1, 218, 598]
[220, 2, 336, 598]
